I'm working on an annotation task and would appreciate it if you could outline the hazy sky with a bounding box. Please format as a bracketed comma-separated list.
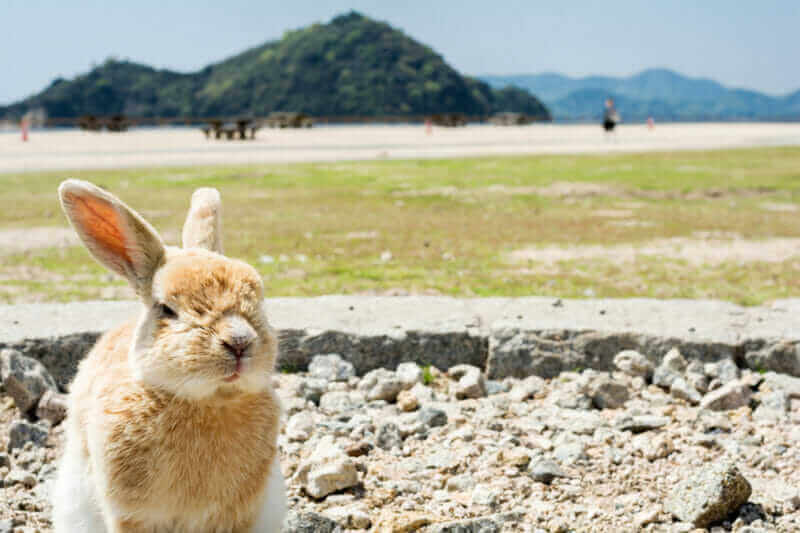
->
[2, 1, 798, 104]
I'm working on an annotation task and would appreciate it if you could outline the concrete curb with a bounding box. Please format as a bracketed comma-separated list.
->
[1, 297, 798, 388]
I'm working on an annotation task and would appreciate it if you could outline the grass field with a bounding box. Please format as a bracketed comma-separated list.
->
[1, 146, 799, 305]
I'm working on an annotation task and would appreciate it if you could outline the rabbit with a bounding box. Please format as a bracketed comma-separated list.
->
[52, 180, 287, 533]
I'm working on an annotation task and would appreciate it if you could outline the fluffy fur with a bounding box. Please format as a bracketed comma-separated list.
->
[53, 180, 286, 533]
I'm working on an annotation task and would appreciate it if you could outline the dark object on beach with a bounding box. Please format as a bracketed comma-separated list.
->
[428, 113, 467, 127]
[603, 98, 619, 132]
[78, 115, 103, 131]
[78, 114, 130, 132]
[105, 114, 130, 132]
[489, 112, 533, 126]
[265, 112, 313, 129]
[203, 118, 260, 140]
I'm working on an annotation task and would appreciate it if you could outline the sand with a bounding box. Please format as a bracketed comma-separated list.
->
[1, 122, 800, 173]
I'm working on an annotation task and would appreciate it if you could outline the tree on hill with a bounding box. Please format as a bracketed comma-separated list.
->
[0, 12, 549, 121]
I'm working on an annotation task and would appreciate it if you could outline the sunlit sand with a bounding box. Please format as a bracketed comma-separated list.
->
[2, 122, 800, 172]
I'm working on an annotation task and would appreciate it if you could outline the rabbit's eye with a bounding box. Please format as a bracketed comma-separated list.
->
[159, 303, 177, 319]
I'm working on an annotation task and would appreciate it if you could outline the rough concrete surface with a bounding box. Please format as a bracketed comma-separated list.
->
[0, 297, 797, 388]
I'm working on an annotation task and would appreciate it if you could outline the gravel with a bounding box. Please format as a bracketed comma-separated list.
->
[2, 347, 800, 532]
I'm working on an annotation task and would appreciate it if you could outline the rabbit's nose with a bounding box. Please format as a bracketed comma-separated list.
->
[221, 315, 256, 359]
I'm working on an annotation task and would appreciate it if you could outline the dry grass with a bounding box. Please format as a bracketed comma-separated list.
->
[1, 147, 799, 304]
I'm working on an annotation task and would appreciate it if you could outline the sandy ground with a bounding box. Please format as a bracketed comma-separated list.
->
[510, 235, 800, 266]
[2, 122, 800, 173]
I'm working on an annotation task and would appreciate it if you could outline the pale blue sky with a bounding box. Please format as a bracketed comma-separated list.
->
[2, 0, 798, 104]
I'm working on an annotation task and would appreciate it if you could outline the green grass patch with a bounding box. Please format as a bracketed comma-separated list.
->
[1, 147, 799, 305]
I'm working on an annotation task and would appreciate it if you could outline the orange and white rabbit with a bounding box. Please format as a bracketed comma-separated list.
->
[52, 181, 286, 532]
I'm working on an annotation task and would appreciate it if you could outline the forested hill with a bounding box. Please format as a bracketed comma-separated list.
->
[0, 12, 550, 121]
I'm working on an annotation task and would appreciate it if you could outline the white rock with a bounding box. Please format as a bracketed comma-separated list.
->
[614, 350, 654, 379]
[359, 368, 404, 402]
[396, 362, 424, 389]
[295, 435, 360, 499]
[508, 375, 545, 402]
[452, 366, 486, 400]
[308, 354, 355, 382]
[286, 411, 315, 442]
[471, 483, 498, 506]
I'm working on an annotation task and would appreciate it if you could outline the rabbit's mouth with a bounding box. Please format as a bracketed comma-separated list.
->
[223, 357, 244, 382]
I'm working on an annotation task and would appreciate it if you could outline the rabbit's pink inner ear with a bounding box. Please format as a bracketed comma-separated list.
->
[63, 191, 133, 268]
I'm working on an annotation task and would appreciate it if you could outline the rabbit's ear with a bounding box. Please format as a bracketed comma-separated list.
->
[59, 180, 165, 297]
[181, 188, 223, 253]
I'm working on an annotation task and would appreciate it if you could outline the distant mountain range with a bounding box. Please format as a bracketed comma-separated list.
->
[481, 69, 800, 122]
[0, 12, 549, 122]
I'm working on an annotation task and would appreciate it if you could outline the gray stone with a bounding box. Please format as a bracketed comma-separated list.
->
[297, 378, 327, 405]
[616, 414, 670, 433]
[375, 422, 403, 451]
[283, 510, 342, 533]
[705, 358, 740, 384]
[670, 377, 702, 405]
[744, 341, 800, 377]
[508, 375, 545, 402]
[425, 513, 523, 533]
[0, 348, 58, 413]
[614, 350, 654, 378]
[586, 374, 629, 409]
[530, 459, 566, 484]
[653, 348, 688, 388]
[700, 380, 752, 411]
[8, 420, 48, 452]
[418, 408, 448, 429]
[35, 389, 68, 424]
[664, 462, 752, 528]
[308, 354, 355, 382]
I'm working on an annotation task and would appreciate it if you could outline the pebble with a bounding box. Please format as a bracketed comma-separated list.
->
[700, 379, 752, 411]
[530, 459, 566, 484]
[308, 354, 355, 382]
[0, 349, 58, 414]
[664, 461, 752, 528]
[4, 349, 800, 531]
[613, 350, 654, 379]
[294, 436, 360, 499]
[7, 421, 48, 452]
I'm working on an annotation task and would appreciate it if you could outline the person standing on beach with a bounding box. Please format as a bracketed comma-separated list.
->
[603, 98, 619, 134]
